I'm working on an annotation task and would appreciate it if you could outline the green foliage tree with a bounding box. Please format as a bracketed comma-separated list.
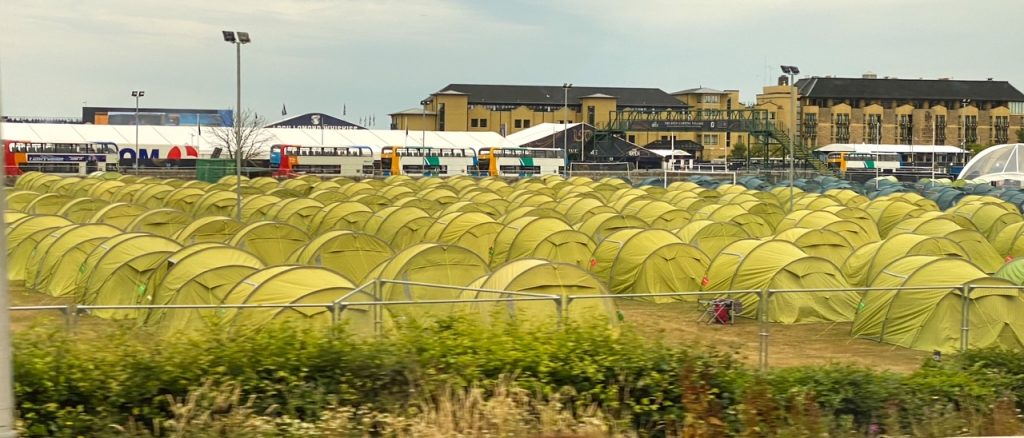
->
[730, 141, 748, 160]
[1016, 127, 1024, 143]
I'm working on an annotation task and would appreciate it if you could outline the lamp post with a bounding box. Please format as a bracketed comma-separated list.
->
[781, 65, 800, 212]
[563, 83, 572, 176]
[131, 90, 144, 172]
[222, 30, 250, 221]
[0, 65, 17, 438]
[420, 99, 430, 147]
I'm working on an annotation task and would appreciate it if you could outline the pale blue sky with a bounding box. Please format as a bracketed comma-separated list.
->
[2, 0, 1022, 127]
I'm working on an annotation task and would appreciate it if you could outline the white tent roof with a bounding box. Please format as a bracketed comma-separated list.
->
[815, 143, 968, 154]
[959, 143, 1024, 183]
[505, 122, 582, 147]
[647, 149, 692, 157]
[0, 123, 516, 158]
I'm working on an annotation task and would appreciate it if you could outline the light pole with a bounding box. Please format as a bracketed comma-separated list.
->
[781, 65, 800, 212]
[0, 61, 17, 438]
[563, 83, 572, 175]
[131, 90, 144, 171]
[222, 30, 250, 221]
[420, 99, 430, 147]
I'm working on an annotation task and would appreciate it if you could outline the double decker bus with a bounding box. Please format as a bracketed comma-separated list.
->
[379, 146, 477, 176]
[269, 144, 375, 177]
[4, 140, 119, 175]
[827, 152, 901, 172]
[477, 147, 564, 176]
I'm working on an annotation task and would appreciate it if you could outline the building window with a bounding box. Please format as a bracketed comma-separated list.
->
[833, 113, 850, 144]
[935, 115, 946, 145]
[866, 114, 882, 144]
[437, 103, 446, 131]
[628, 135, 636, 143]
[897, 114, 913, 145]
[802, 113, 817, 146]
[480, 118, 488, 128]
[963, 115, 978, 145]
[701, 94, 721, 104]
[523, 120, 531, 128]
[1012, 102, 1024, 115]
[995, 115, 1010, 144]
[587, 106, 596, 125]
[702, 134, 719, 145]
[514, 119, 522, 129]
[470, 119, 479, 128]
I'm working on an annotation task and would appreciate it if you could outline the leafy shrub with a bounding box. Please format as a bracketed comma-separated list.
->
[12, 320, 1024, 436]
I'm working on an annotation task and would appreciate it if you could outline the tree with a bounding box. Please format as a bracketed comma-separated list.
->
[208, 109, 273, 161]
[1016, 127, 1024, 144]
[730, 141, 748, 160]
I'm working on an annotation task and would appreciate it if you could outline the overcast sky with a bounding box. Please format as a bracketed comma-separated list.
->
[2, 0, 1022, 127]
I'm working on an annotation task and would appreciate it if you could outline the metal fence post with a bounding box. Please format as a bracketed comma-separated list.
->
[961, 283, 971, 353]
[373, 280, 383, 337]
[65, 303, 78, 333]
[329, 302, 341, 327]
[555, 296, 565, 330]
[758, 288, 769, 371]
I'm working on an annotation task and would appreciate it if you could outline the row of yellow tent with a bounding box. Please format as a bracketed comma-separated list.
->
[8, 171, 1024, 352]
[5, 213, 615, 334]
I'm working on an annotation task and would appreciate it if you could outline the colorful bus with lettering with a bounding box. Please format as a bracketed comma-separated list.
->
[827, 152, 901, 172]
[477, 147, 564, 176]
[379, 146, 477, 176]
[118, 144, 200, 167]
[4, 140, 119, 175]
[269, 144, 375, 177]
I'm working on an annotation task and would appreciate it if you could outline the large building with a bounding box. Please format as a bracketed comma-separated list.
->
[757, 74, 1024, 151]
[390, 83, 758, 160]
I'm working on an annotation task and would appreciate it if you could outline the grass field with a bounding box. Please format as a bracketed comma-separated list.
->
[7, 287, 929, 372]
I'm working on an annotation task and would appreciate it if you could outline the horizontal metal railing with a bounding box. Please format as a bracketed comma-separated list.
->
[11, 282, 1011, 370]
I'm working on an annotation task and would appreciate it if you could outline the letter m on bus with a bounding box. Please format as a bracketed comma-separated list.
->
[119, 147, 160, 161]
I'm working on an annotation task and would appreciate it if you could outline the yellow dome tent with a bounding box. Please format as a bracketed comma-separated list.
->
[842, 234, 970, 287]
[228, 221, 310, 265]
[78, 233, 183, 318]
[424, 212, 503, 261]
[590, 229, 708, 300]
[287, 230, 393, 284]
[173, 216, 245, 244]
[221, 266, 365, 331]
[674, 220, 750, 258]
[852, 256, 1024, 352]
[703, 239, 858, 323]
[24, 223, 121, 296]
[140, 244, 266, 327]
[461, 259, 616, 326]
[364, 243, 490, 319]
[126, 208, 193, 238]
[6, 215, 73, 283]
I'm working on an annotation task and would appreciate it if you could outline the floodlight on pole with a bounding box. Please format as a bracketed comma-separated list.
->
[563, 83, 572, 176]
[780, 65, 799, 212]
[420, 99, 430, 147]
[131, 90, 144, 172]
[223, 30, 250, 221]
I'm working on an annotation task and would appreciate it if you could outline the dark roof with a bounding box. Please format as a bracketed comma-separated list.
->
[265, 112, 363, 129]
[436, 84, 687, 108]
[796, 77, 1024, 101]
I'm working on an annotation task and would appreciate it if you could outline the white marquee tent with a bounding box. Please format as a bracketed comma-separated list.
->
[0, 123, 517, 158]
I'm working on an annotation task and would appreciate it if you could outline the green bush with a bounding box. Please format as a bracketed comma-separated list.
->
[13, 320, 1024, 436]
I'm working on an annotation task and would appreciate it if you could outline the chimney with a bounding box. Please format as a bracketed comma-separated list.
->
[862, 71, 878, 79]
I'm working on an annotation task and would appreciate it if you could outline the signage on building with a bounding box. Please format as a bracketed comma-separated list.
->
[266, 113, 363, 130]
[628, 120, 751, 132]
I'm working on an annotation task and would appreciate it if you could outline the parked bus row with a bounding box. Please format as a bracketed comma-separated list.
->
[2, 140, 565, 177]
